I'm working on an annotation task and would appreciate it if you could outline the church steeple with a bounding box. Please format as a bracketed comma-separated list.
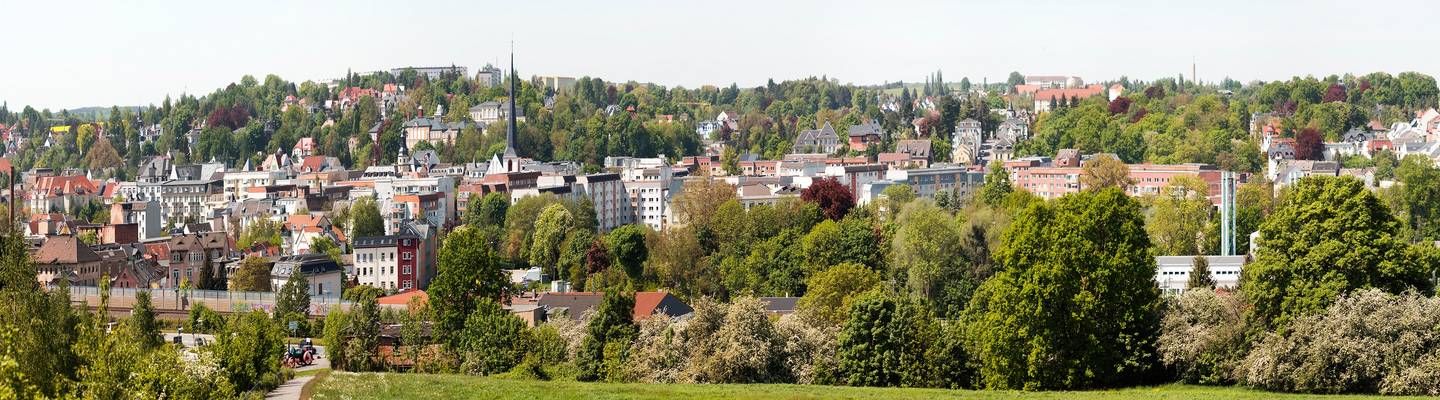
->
[503, 43, 519, 159]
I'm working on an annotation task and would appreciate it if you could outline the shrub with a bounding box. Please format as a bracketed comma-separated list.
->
[186, 303, 224, 334]
[576, 292, 637, 382]
[627, 297, 787, 384]
[1158, 289, 1248, 384]
[774, 313, 837, 385]
[1240, 289, 1440, 394]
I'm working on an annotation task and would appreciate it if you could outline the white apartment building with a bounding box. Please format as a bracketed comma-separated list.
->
[1154, 255, 1245, 295]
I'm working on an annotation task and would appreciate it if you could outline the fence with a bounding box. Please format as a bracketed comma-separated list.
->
[61, 285, 353, 316]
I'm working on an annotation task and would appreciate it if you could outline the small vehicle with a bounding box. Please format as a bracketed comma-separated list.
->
[282, 344, 315, 368]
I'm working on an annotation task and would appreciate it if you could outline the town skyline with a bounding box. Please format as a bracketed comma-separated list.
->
[6, 0, 1440, 109]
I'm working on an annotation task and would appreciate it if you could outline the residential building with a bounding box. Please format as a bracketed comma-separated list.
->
[847, 121, 884, 151]
[402, 114, 476, 149]
[468, 101, 525, 124]
[353, 229, 432, 292]
[165, 232, 229, 289]
[792, 121, 840, 155]
[391, 66, 468, 80]
[32, 235, 103, 286]
[1033, 85, 1107, 112]
[28, 175, 98, 214]
[109, 201, 163, 241]
[270, 254, 345, 298]
[953, 118, 983, 164]
[534, 75, 577, 93]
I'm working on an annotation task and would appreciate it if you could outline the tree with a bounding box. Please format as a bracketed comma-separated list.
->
[673, 179, 737, 230]
[1080, 154, 1133, 191]
[456, 299, 532, 375]
[832, 292, 941, 387]
[1147, 175, 1212, 256]
[795, 262, 880, 325]
[309, 235, 343, 264]
[1393, 155, 1440, 241]
[979, 161, 1012, 207]
[1007, 71, 1025, 87]
[1244, 176, 1432, 333]
[468, 192, 509, 228]
[1187, 255, 1215, 290]
[1159, 289, 1246, 385]
[963, 188, 1162, 390]
[891, 201, 973, 319]
[275, 272, 311, 318]
[1294, 127, 1324, 161]
[577, 291, 638, 382]
[230, 257, 272, 292]
[337, 295, 380, 372]
[800, 177, 855, 221]
[429, 226, 510, 342]
[128, 291, 162, 350]
[605, 224, 648, 281]
[349, 196, 385, 238]
[238, 218, 281, 250]
[214, 310, 285, 392]
[529, 204, 574, 276]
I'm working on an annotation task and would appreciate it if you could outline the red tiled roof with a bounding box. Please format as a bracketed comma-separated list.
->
[378, 290, 428, 306]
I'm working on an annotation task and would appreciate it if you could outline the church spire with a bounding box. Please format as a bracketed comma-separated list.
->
[503, 42, 519, 159]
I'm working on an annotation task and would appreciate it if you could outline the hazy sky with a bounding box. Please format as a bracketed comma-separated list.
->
[4, 0, 1438, 110]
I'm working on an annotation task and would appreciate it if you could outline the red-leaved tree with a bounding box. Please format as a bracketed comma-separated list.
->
[801, 177, 855, 221]
[1108, 97, 1133, 115]
[1295, 127, 1325, 160]
[1323, 84, 1347, 103]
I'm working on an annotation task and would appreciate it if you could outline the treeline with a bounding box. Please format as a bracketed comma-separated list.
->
[0, 231, 291, 398]
[316, 167, 1440, 395]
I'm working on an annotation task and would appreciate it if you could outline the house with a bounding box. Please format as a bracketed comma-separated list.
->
[353, 227, 433, 292]
[537, 291, 693, 321]
[846, 121, 884, 152]
[953, 118, 983, 164]
[32, 235, 104, 286]
[878, 139, 933, 169]
[1154, 255, 1245, 295]
[402, 113, 478, 150]
[292, 137, 317, 158]
[468, 101, 524, 124]
[270, 254, 344, 299]
[792, 122, 840, 155]
[28, 175, 98, 214]
[110, 201, 163, 241]
[1033, 85, 1107, 112]
[166, 232, 229, 289]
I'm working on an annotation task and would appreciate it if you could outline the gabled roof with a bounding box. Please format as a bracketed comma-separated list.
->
[33, 236, 101, 265]
[895, 139, 931, 158]
[795, 122, 839, 145]
[846, 121, 883, 138]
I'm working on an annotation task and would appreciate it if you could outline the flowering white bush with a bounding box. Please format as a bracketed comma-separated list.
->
[1240, 289, 1440, 394]
[1158, 289, 1247, 384]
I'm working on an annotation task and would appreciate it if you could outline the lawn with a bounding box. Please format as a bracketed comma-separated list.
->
[309, 372, 1424, 400]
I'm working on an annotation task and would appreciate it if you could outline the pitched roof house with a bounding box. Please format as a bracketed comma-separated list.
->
[792, 121, 840, 155]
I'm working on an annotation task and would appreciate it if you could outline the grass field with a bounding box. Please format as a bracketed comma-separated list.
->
[309, 372, 1424, 400]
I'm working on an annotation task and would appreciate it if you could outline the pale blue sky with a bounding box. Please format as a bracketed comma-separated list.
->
[3, 0, 1437, 110]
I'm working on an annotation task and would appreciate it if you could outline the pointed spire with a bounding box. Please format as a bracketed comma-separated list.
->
[503, 42, 519, 159]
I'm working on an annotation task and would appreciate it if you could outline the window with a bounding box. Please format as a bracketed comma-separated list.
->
[403, 252, 413, 261]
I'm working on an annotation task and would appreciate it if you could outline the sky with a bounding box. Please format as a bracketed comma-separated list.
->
[3, 0, 1439, 110]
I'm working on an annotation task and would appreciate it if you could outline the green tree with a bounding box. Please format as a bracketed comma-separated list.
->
[128, 290, 163, 350]
[605, 224, 649, 281]
[1244, 176, 1433, 333]
[230, 256, 273, 292]
[963, 188, 1162, 390]
[1393, 155, 1440, 241]
[891, 201, 973, 319]
[1188, 255, 1215, 290]
[456, 299, 532, 375]
[468, 192, 509, 228]
[576, 291, 638, 382]
[350, 196, 385, 238]
[1147, 175, 1212, 256]
[795, 262, 881, 325]
[529, 203, 574, 275]
[832, 293, 942, 387]
[274, 272, 311, 318]
[979, 161, 1012, 207]
[238, 218, 282, 250]
[338, 294, 380, 372]
[310, 235, 343, 264]
[214, 310, 285, 392]
[429, 226, 510, 342]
